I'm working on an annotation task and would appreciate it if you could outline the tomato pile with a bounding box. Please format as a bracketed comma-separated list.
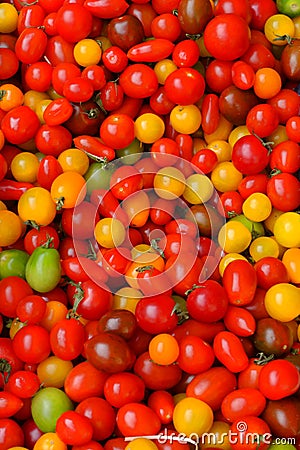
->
[0, 0, 300, 449]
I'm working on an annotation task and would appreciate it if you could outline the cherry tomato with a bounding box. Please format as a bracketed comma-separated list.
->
[259, 359, 300, 400]
[50, 318, 85, 361]
[75, 397, 116, 441]
[232, 134, 269, 175]
[222, 259, 257, 306]
[12, 325, 51, 364]
[56, 410, 93, 446]
[104, 372, 145, 408]
[164, 68, 205, 105]
[213, 331, 249, 373]
[64, 361, 108, 403]
[186, 281, 229, 323]
[117, 402, 161, 437]
[119, 63, 158, 99]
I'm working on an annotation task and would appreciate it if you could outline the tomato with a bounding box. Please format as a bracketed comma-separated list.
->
[64, 361, 108, 403]
[33, 432, 67, 450]
[1, 106, 40, 145]
[135, 295, 178, 334]
[229, 416, 271, 450]
[267, 88, 300, 124]
[221, 388, 266, 423]
[282, 248, 300, 283]
[35, 124, 73, 157]
[102, 46, 128, 73]
[56, 410, 93, 446]
[119, 64, 158, 99]
[25, 245, 61, 293]
[151, 13, 181, 41]
[264, 13, 295, 45]
[0, 48, 19, 80]
[12, 325, 50, 364]
[117, 402, 161, 437]
[259, 359, 300, 400]
[253, 317, 293, 356]
[222, 259, 257, 306]
[0, 276, 33, 318]
[55, 3, 92, 42]
[254, 256, 290, 290]
[267, 173, 300, 212]
[0, 418, 25, 450]
[186, 281, 228, 323]
[50, 318, 85, 361]
[110, 166, 143, 200]
[0, 249, 29, 279]
[213, 331, 249, 373]
[16, 294, 47, 325]
[75, 397, 116, 441]
[100, 113, 135, 150]
[134, 351, 182, 390]
[31, 387, 73, 433]
[15, 27, 47, 64]
[177, 0, 213, 34]
[261, 397, 300, 440]
[0, 391, 23, 419]
[270, 140, 300, 173]
[104, 372, 145, 409]
[176, 335, 215, 374]
[224, 306, 256, 337]
[24, 225, 59, 255]
[232, 134, 269, 175]
[37, 356, 73, 389]
[204, 14, 250, 61]
[164, 68, 205, 105]
[5, 370, 40, 399]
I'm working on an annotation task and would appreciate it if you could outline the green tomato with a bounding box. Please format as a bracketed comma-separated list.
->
[25, 246, 61, 293]
[84, 161, 115, 195]
[116, 139, 143, 165]
[276, 0, 300, 17]
[31, 387, 74, 432]
[230, 214, 265, 239]
[269, 443, 296, 449]
[0, 249, 30, 279]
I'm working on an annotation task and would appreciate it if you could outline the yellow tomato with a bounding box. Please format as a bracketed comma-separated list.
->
[33, 432, 67, 450]
[211, 161, 243, 192]
[58, 148, 90, 175]
[0, 3, 18, 33]
[218, 221, 252, 253]
[204, 114, 233, 144]
[273, 212, 300, 248]
[18, 187, 57, 226]
[202, 421, 232, 450]
[131, 244, 154, 259]
[264, 14, 295, 45]
[182, 173, 214, 204]
[242, 193, 272, 222]
[11, 152, 39, 183]
[282, 248, 300, 284]
[113, 287, 143, 313]
[264, 207, 284, 233]
[94, 217, 126, 249]
[23, 90, 50, 110]
[228, 125, 251, 147]
[154, 166, 186, 200]
[37, 356, 73, 388]
[50, 171, 86, 209]
[35, 99, 52, 124]
[249, 236, 280, 261]
[206, 140, 232, 162]
[154, 58, 177, 84]
[264, 283, 300, 322]
[73, 38, 102, 66]
[173, 397, 214, 436]
[134, 113, 165, 144]
[267, 124, 288, 147]
[170, 104, 202, 134]
[125, 439, 158, 450]
[0, 210, 22, 247]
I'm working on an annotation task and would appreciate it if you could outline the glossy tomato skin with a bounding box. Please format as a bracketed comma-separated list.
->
[50, 318, 85, 361]
[75, 397, 116, 441]
[258, 359, 300, 400]
[222, 259, 257, 306]
[253, 317, 293, 356]
[0, 418, 25, 449]
[1, 106, 40, 145]
[135, 295, 178, 334]
[119, 63, 158, 98]
[267, 172, 300, 212]
[116, 402, 161, 437]
[221, 387, 267, 422]
[56, 410, 94, 446]
[12, 325, 51, 365]
[186, 281, 229, 323]
[213, 331, 249, 373]
[186, 366, 237, 410]
[261, 397, 300, 439]
[164, 68, 205, 105]
[177, 0, 213, 34]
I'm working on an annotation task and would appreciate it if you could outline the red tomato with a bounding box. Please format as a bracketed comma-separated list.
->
[229, 416, 271, 450]
[119, 63, 158, 98]
[100, 114, 135, 149]
[64, 361, 109, 403]
[109, 166, 143, 200]
[4, 370, 40, 399]
[55, 3, 93, 43]
[246, 103, 279, 138]
[204, 14, 250, 61]
[269, 140, 300, 174]
[63, 77, 94, 103]
[254, 256, 290, 290]
[1, 106, 40, 145]
[102, 46, 129, 73]
[177, 335, 215, 374]
[75, 397, 116, 441]
[24, 61, 53, 92]
[0, 276, 33, 318]
[267, 172, 300, 212]
[24, 225, 60, 254]
[12, 325, 51, 364]
[221, 387, 266, 422]
[222, 259, 258, 306]
[172, 318, 225, 344]
[213, 331, 249, 373]
[56, 410, 94, 446]
[224, 306, 256, 337]
[258, 359, 300, 400]
[0, 418, 25, 449]
[186, 281, 229, 323]
[16, 294, 47, 324]
[116, 402, 161, 436]
[35, 124, 73, 157]
[15, 27, 47, 64]
[164, 68, 205, 105]
[0, 391, 23, 419]
[104, 372, 145, 408]
[135, 295, 178, 334]
[147, 390, 175, 424]
[151, 13, 181, 41]
[50, 318, 85, 361]
[186, 366, 237, 410]
[232, 135, 269, 175]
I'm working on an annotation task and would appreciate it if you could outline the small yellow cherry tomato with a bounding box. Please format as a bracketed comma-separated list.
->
[264, 283, 300, 322]
[242, 193, 272, 222]
[211, 161, 243, 192]
[273, 212, 300, 248]
[125, 438, 158, 450]
[282, 248, 300, 284]
[134, 113, 165, 144]
[50, 171, 86, 209]
[11, 152, 40, 183]
[249, 236, 280, 261]
[0, 3, 18, 33]
[0, 210, 22, 247]
[58, 148, 90, 175]
[182, 173, 214, 204]
[206, 140, 232, 162]
[170, 104, 202, 134]
[264, 207, 284, 233]
[218, 221, 252, 253]
[228, 125, 251, 147]
[73, 38, 102, 66]
[35, 98, 52, 124]
[33, 432, 67, 450]
[154, 166, 186, 200]
[23, 90, 50, 110]
[154, 58, 177, 84]
[264, 13, 295, 45]
[202, 420, 232, 450]
[113, 287, 143, 313]
[0, 200, 7, 211]
[94, 217, 126, 249]
[173, 397, 214, 436]
[18, 187, 57, 226]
